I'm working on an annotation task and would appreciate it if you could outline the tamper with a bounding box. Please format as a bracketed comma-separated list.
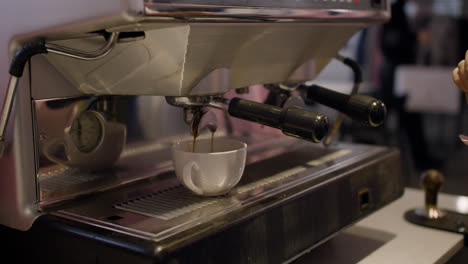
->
[405, 169, 468, 236]
[413, 169, 446, 219]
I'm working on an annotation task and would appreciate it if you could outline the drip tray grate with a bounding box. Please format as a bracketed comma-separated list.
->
[114, 185, 218, 220]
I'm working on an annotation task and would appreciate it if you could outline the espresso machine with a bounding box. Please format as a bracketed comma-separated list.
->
[0, 0, 404, 263]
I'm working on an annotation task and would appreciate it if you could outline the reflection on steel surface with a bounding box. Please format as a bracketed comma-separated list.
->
[143, 0, 389, 22]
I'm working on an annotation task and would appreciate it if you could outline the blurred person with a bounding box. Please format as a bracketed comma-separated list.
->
[452, 50, 468, 101]
[379, 0, 417, 109]
[379, 0, 439, 170]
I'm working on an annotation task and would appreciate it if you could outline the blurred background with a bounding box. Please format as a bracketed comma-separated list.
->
[310, 0, 468, 196]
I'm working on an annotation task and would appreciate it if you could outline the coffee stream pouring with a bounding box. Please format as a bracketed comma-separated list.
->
[206, 123, 217, 153]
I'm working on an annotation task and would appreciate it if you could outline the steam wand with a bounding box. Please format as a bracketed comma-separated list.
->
[321, 55, 362, 147]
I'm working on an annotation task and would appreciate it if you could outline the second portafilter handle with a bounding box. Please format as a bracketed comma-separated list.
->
[305, 84, 387, 127]
[228, 98, 329, 143]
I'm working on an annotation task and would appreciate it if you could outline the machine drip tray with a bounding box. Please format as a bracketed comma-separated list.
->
[114, 147, 354, 222]
[48, 142, 404, 263]
[114, 185, 218, 220]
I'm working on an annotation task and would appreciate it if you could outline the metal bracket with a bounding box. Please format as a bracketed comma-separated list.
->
[0, 32, 120, 158]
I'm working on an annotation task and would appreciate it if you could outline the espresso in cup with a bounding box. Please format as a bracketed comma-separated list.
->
[171, 138, 247, 196]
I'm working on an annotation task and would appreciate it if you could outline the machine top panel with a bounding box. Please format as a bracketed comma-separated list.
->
[145, 0, 386, 10]
[142, 0, 389, 22]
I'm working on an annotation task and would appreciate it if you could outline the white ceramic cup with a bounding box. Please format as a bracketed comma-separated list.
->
[171, 138, 247, 196]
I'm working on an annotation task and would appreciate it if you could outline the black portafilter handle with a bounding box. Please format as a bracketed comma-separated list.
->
[228, 98, 329, 143]
[305, 84, 387, 127]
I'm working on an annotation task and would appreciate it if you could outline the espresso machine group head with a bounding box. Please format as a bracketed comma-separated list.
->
[165, 95, 330, 143]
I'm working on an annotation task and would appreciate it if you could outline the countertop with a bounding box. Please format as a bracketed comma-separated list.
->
[294, 188, 466, 264]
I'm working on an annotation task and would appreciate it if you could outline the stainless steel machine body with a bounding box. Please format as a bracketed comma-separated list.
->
[0, 0, 403, 263]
